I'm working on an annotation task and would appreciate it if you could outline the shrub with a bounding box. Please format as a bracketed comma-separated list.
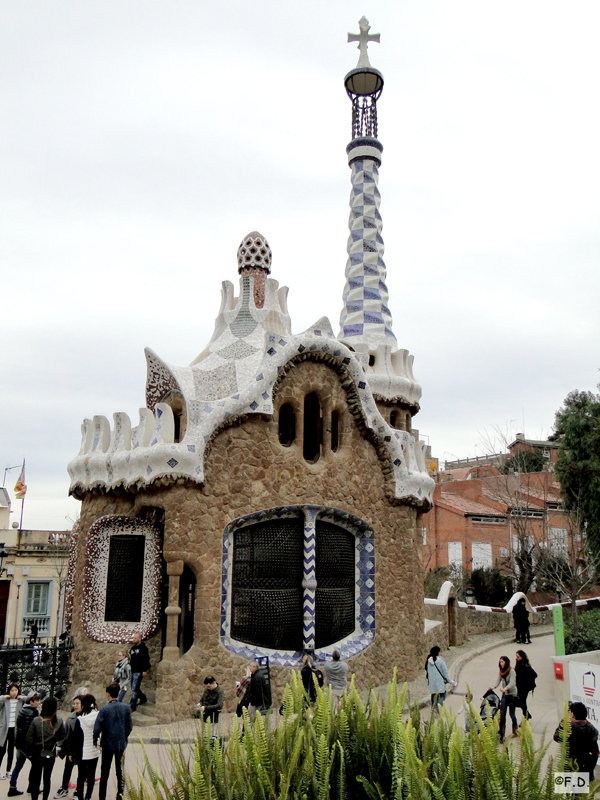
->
[126, 671, 587, 800]
[565, 607, 600, 654]
[424, 566, 449, 598]
[470, 567, 512, 606]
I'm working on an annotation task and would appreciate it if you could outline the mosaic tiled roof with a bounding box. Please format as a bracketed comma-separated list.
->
[67, 255, 434, 508]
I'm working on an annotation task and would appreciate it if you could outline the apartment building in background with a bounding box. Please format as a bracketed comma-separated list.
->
[423, 435, 568, 577]
[0, 488, 70, 644]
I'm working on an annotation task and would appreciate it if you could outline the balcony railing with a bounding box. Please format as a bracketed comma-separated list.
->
[22, 616, 51, 638]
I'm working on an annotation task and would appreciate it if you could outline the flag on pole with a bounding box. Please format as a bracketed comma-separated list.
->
[14, 463, 27, 499]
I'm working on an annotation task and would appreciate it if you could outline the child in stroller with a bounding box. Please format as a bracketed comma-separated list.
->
[459, 688, 500, 732]
[480, 689, 501, 725]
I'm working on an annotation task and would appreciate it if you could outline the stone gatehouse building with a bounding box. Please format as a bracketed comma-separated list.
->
[66, 20, 435, 721]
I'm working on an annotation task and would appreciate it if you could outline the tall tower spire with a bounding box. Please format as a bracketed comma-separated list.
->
[338, 17, 396, 351]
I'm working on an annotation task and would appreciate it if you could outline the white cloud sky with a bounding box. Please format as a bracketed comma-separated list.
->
[1, 0, 599, 529]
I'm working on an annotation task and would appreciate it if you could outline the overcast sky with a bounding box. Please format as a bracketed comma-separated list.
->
[1, 1, 599, 531]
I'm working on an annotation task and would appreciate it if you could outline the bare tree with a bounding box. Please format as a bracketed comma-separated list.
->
[535, 500, 600, 636]
[46, 518, 77, 638]
[478, 426, 560, 594]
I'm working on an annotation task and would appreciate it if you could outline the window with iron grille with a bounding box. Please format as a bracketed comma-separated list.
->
[315, 521, 355, 647]
[231, 517, 304, 651]
[105, 535, 146, 622]
[230, 512, 359, 652]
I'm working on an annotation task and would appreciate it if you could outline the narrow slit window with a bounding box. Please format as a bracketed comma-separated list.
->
[278, 404, 296, 447]
[331, 411, 340, 452]
[303, 394, 321, 463]
[390, 410, 398, 428]
[173, 412, 182, 443]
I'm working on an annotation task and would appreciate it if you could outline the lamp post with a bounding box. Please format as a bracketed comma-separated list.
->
[12, 581, 22, 643]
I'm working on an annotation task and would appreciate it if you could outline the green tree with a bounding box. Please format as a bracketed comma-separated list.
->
[500, 449, 546, 474]
[554, 386, 600, 552]
[470, 566, 512, 606]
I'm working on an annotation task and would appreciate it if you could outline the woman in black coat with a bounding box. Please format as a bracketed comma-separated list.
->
[515, 649, 537, 722]
[512, 597, 531, 644]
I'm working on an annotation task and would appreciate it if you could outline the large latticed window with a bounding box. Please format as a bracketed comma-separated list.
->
[315, 522, 355, 646]
[231, 518, 304, 651]
[222, 506, 375, 664]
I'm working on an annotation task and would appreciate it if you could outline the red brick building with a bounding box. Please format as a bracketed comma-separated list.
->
[423, 470, 568, 577]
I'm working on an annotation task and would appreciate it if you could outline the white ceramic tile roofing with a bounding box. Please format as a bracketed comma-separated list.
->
[67, 267, 433, 507]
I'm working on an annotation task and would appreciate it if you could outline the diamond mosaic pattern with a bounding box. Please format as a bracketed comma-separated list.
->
[339, 158, 397, 348]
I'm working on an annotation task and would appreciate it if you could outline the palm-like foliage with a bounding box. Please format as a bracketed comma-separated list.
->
[126, 675, 600, 800]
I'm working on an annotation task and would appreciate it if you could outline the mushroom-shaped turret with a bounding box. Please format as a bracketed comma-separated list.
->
[237, 231, 272, 274]
[237, 231, 272, 309]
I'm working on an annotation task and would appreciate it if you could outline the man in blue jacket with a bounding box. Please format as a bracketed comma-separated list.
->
[93, 683, 133, 800]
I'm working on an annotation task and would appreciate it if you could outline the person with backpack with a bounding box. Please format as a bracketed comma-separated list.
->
[515, 649, 537, 723]
[554, 701, 599, 781]
[7, 692, 41, 797]
[425, 646, 457, 712]
[26, 697, 65, 800]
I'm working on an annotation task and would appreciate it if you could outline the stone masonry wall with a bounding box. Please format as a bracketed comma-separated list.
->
[69, 359, 425, 720]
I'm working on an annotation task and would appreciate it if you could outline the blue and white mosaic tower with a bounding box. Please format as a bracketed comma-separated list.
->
[339, 17, 395, 351]
[338, 18, 422, 409]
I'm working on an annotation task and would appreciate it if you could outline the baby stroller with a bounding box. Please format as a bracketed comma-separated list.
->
[480, 689, 501, 726]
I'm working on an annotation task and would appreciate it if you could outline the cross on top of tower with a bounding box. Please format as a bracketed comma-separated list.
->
[348, 16, 380, 68]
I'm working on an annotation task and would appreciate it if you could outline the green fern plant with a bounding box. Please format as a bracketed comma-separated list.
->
[126, 675, 586, 800]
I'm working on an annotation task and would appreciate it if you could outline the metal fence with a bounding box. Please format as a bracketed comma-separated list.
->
[0, 637, 73, 700]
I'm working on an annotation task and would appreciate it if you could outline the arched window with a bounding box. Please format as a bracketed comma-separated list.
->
[331, 411, 340, 452]
[368, 354, 375, 367]
[173, 412, 182, 443]
[303, 394, 321, 463]
[161, 390, 186, 443]
[278, 403, 296, 447]
[390, 410, 398, 428]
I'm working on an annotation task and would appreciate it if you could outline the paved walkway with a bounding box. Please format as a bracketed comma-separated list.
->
[442, 629, 559, 746]
[0, 626, 564, 799]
